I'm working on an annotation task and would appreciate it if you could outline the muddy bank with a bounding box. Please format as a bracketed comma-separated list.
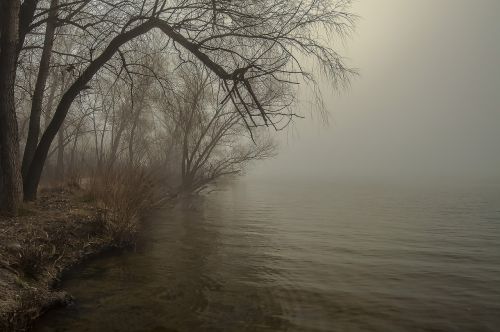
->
[0, 188, 124, 331]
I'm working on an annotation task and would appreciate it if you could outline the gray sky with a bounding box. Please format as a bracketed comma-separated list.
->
[249, 0, 500, 184]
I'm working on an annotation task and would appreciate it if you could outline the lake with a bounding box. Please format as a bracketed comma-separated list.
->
[34, 178, 500, 331]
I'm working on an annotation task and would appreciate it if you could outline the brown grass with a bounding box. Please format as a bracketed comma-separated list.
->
[87, 166, 159, 246]
[0, 188, 108, 331]
[0, 168, 160, 330]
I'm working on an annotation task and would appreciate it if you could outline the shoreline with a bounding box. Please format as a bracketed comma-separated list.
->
[0, 188, 130, 331]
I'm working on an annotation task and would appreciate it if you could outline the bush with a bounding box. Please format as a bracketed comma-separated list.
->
[88, 166, 158, 246]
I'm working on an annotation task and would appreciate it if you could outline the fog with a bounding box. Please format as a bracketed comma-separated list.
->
[250, 0, 500, 185]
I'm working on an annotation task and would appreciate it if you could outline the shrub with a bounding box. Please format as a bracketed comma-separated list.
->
[88, 166, 159, 246]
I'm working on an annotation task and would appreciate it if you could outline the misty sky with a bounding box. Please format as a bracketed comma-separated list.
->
[249, 0, 500, 184]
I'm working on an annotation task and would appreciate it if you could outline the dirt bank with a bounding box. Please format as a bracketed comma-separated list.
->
[0, 188, 120, 331]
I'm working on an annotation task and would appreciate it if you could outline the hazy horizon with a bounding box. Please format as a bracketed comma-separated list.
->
[248, 0, 500, 185]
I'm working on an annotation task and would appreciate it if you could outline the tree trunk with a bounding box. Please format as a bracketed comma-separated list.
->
[69, 130, 79, 174]
[22, 0, 59, 181]
[56, 123, 64, 180]
[43, 71, 58, 129]
[18, 0, 39, 53]
[128, 110, 140, 165]
[108, 114, 126, 168]
[0, 0, 22, 215]
[0, 145, 4, 206]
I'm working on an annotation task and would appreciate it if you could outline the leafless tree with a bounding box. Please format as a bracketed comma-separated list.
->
[1, 0, 355, 214]
[160, 65, 276, 193]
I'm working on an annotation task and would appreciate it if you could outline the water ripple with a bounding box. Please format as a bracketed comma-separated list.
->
[34, 181, 500, 331]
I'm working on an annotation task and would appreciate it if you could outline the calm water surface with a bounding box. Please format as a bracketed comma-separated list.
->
[34, 179, 500, 331]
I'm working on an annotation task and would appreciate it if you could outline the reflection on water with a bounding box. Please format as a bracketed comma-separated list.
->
[34, 179, 500, 331]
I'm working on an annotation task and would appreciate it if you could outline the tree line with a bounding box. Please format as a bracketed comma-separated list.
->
[0, 0, 355, 215]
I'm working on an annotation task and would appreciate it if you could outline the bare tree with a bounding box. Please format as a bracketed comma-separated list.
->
[1, 0, 355, 209]
[160, 66, 276, 193]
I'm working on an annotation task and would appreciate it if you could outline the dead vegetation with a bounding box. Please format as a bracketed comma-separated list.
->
[0, 187, 101, 331]
[87, 167, 161, 246]
[0, 169, 158, 331]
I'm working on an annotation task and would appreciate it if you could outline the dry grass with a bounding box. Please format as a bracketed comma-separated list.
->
[0, 188, 108, 331]
[87, 166, 159, 246]
[14, 227, 54, 279]
[0, 169, 160, 330]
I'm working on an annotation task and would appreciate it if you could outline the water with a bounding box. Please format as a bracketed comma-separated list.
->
[34, 179, 500, 331]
